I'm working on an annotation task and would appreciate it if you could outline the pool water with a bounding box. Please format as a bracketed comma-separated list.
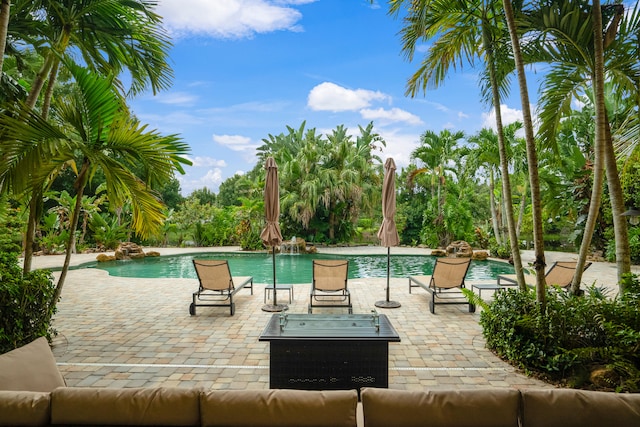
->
[90, 252, 515, 284]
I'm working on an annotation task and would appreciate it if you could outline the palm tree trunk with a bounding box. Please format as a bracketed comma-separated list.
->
[0, 0, 10, 73]
[486, 55, 526, 289]
[517, 180, 528, 239]
[503, 0, 546, 302]
[603, 115, 630, 288]
[22, 192, 42, 274]
[53, 158, 89, 305]
[489, 170, 502, 245]
[42, 59, 60, 119]
[572, 0, 606, 294]
[25, 54, 55, 109]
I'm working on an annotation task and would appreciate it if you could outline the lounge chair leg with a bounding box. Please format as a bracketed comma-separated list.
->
[469, 303, 476, 313]
[189, 303, 196, 316]
[429, 298, 435, 314]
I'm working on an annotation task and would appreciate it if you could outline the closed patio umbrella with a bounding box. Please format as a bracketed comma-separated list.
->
[260, 157, 287, 312]
[375, 158, 401, 309]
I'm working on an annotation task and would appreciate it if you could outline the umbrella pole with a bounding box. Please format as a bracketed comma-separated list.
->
[386, 247, 391, 302]
[262, 246, 287, 312]
[272, 248, 277, 305]
[375, 246, 401, 309]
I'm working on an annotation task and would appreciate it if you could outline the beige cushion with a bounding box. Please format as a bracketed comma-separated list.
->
[201, 389, 358, 427]
[0, 391, 51, 426]
[0, 337, 66, 392]
[521, 388, 640, 427]
[360, 387, 521, 427]
[51, 387, 200, 426]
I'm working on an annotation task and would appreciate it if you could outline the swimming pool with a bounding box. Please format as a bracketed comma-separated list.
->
[91, 252, 515, 284]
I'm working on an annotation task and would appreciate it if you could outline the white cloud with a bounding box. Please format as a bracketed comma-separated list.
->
[307, 82, 390, 112]
[179, 169, 223, 195]
[212, 134, 256, 152]
[376, 129, 421, 169]
[481, 104, 524, 130]
[481, 104, 538, 136]
[458, 111, 469, 119]
[360, 107, 423, 125]
[189, 156, 227, 167]
[156, 0, 316, 39]
[154, 91, 199, 106]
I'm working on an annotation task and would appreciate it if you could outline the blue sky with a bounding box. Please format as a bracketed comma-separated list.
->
[130, 0, 532, 195]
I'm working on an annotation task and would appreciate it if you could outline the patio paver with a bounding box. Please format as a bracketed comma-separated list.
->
[35, 246, 633, 391]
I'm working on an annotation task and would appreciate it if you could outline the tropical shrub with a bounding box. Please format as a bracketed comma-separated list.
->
[489, 238, 511, 259]
[0, 212, 57, 354]
[480, 278, 640, 392]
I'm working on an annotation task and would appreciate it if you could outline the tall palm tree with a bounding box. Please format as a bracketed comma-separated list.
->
[524, 0, 636, 289]
[468, 128, 506, 245]
[0, 0, 10, 73]
[501, 0, 547, 300]
[9, 0, 173, 273]
[0, 64, 190, 305]
[24, 0, 172, 109]
[384, 0, 528, 288]
[410, 129, 465, 223]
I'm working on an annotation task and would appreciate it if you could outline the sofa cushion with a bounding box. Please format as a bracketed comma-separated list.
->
[521, 388, 640, 427]
[360, 387, 521, 427]
[0, 337, 66, 392]
[200, 389, 358, 427]
[0, 391, 51, 426]
[51, 387, 200, 426]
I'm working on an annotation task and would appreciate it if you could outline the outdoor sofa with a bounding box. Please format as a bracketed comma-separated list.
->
[2, 337, 640, 426]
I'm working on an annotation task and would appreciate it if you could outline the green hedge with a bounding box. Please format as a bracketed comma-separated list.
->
[479, 276, 640, 392]
[0, 215, 57, 354]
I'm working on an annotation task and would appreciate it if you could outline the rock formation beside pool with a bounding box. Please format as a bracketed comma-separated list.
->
[430, 249, 447, 257]
[446, 241, 473, 257]
[472, 250, 489, 260]
[96, 242, 158, 262]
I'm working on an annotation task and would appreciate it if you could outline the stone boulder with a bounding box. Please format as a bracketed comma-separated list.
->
[96, 253, 116, 262]
[114, 242, 146, 260]
[446, 240, 473, 258]
[430, 249, 447, 257]
[472, 250, 489, 261]
[146, 251, 161, 257]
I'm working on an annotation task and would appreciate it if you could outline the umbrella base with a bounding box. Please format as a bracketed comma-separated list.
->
[375, 300, 401, 309]
[262, 303, 288, 312]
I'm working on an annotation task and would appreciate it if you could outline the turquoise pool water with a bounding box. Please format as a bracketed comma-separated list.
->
[90, 252, 515, 284]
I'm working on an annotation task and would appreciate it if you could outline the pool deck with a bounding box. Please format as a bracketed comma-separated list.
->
[32, 246, 637, 391]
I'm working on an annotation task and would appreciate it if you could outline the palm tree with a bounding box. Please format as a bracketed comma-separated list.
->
[500, 0, 548, 300]
[7, 0, 173, 274]
[320, 124, 381, 241]
[468, 128, 505, 245]
[0, 0, 10, 73]
[410, 129, 465, 223]
[524, 0, 636, 290]
[24, 0, 172, 109]
[384, 0, 529, 288]
[0, 65, 190, 305]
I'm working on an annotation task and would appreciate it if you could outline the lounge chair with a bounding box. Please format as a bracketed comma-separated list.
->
[308, 259, 352, 314]
[497, 261, 592, 289]
[408, 257, 474, 314]
[190, 259, 253, 316]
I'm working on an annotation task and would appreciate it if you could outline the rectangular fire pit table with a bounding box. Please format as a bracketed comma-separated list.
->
[259, 312, 400, 391]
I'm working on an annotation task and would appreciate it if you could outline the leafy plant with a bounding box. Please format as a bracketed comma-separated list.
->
[89, 212, 128, 250]
[479, 279, 640, 391]
[0, 210, 57, 354]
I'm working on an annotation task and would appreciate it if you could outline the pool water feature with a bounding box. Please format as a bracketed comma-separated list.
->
[90, 252, 515, 284]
